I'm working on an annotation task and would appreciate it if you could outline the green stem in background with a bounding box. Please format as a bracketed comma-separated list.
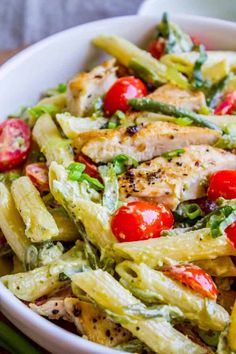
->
[0, 321, 41, 354]
[129, 98, 222, 132]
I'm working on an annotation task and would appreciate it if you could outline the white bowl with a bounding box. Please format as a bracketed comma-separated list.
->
[138, 0, 236, 22]
[1, 14, 236, 354]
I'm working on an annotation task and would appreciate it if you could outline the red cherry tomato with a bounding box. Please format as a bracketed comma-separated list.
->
[163, 264, 218, 300]
[225, 221, 236, 248]
[111, 201, 174, 242]
[26, 163, 49, 193]
[0, 119, 31, 171]
[214, 91, 236, 115]
[148, 38, 165, 60]
[103, 76, 147, 116]
[208, 170, 236, 200]
[76, 153, 101, 180]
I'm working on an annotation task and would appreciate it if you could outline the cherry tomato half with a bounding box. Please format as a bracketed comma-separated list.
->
[0, 119, 31, 171]
[214, 91, 236, 115]
[225, 221, 236, 249]
[111, 201, 174, 242]
[147, 38, 165, 60]
[26, 163, 49, 193]
[208, 170, 236, 201]
[76, 153, 101, 180]
[103, 76, 147, 116]
[163, 264, 218, 300]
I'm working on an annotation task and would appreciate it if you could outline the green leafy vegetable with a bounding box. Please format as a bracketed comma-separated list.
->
[98, 164, 119, 213]
[207, 73, 234, 108]
[112, 154, 138, 175]
[28, 104, 60, 121]
[174, 202, 204, 224]
[67, 162, 86, 181]
[129, 97, 222, 132]
[191, 45, 210, 90]
[44, 83, 67, 97]
[67, 162, 104, 191]
[162, 148, 185, 160]
[206, 206, 236, 238]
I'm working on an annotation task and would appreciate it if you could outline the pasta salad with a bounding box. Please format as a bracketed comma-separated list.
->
[2, 13, 236, 354]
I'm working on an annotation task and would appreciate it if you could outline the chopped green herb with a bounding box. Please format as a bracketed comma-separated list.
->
[112, 154, 138, 175]
[67, 162, 104, 191]
[67, 162, 86, 181]
[162, 148, 185, 160]
[44, 83, 67, 97]
[28, 104, 60, 120]
[80, 173, 104, 191]
[108, 121, 117, 129]
[174, 202, 204, 225]
[175, 117, 193, 126]
[113, 110, 126, 120]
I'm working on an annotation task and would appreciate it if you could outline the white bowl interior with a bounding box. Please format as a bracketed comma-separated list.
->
[138, 0, 236, 21]
[1, 14, 236, 354]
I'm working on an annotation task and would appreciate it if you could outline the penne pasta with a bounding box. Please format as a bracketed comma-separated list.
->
[113, 229, 236, 267]
[0, 183, 30, 262]
[72, 269, 206, 354]
[32, 113, 74, 167]
[116, 261, 229, 331]
[11, 176, 59, 242]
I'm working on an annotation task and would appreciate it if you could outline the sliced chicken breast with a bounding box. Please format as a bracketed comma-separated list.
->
[119, 145, 236, 209]
[73, 121, 220, 163]
[67, 59, 117, 116]
[147, 83, 206, 111]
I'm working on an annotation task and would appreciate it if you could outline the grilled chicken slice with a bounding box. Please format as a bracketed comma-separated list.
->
[73, 121, 220, 163]
[147, 84, 206, 111]
[119, 145, 236, 209]
[64, 298, 132, 347]
[67, 59, 117, 116]
[30, 297, 70, 321]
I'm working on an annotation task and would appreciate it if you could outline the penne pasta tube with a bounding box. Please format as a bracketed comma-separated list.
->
[11, 176, 59, 242]
[32, 114, 74, 167]
[1, 242, 88, 301]
[0, 183, 30, 262]
[72, 270, 206, 354]
[116, 261, 229, 331]
[49, 162, 116, 249]
[56, 113, 107, 139]
[113, 229, 236, 267]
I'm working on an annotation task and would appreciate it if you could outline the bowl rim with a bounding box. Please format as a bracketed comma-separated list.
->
[1, 13, 236, 354]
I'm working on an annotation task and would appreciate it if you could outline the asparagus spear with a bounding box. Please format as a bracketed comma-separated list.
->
[129, 98, 222, 132]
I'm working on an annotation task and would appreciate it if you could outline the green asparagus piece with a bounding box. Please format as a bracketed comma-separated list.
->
[207, 72, 234, 108]
[0, 321, 41, 354]
[129, 98, 222, 132]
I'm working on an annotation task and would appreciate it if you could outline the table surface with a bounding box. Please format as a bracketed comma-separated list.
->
[0, 48, 51, 354]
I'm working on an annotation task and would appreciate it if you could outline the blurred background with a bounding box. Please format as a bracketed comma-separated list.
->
[0, 0, 143, 50]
